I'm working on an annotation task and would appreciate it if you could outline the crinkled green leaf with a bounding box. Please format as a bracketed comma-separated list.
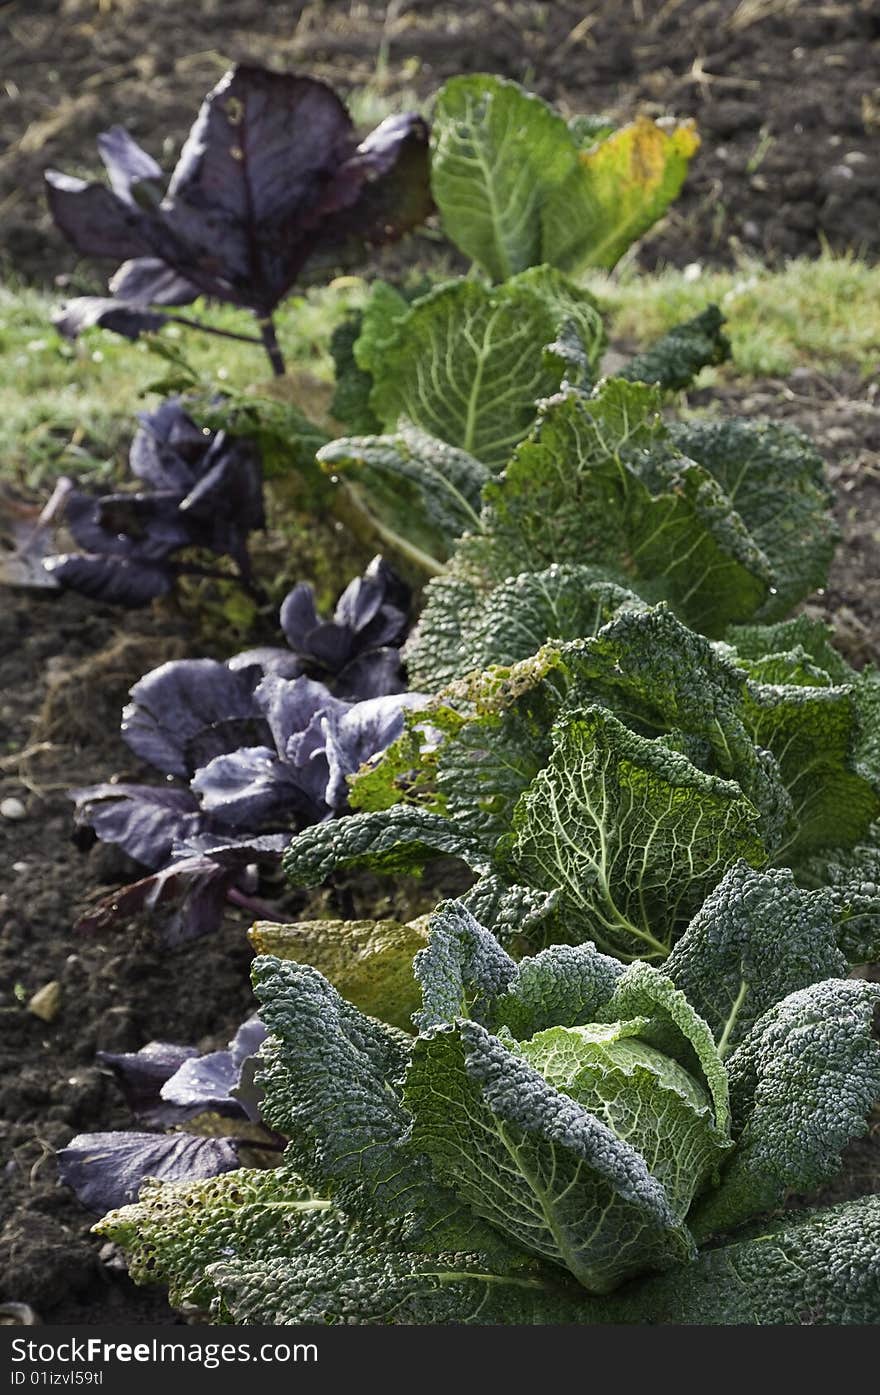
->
[252, 957, 423, 1219]
[404, 605, 787, 861]
[726, 614, 853, 683]
[352, 279, 410, 380]
[744, 678, 880, 856]
[731, 630, 880, 820]
[609, 1195, 880, 1325]
[800, 837, 880, 962]
[469, 383, 774, 636]
[476, 379, 665, 581]
[459, 875, 564, 950]
[432, 687, 555, 849]
[664, 862, 848, 1052]
[209, 1222, 591, 1325]
[401, 573, 483, 693]
[317, 425, 488, 570]
[329, 310, 381, 433]
[670, 418, 838, 621]
[691, 978, 880, 1240]
[282, 805, 489, 887]
[413, 898, 623, 1038]
[408, 566, 646, 691]
[365, 268, 604, 469]
[499, 704, 766, 959]
[492, 943, 624, 1039]
[627, 447, 773, 636]
[94, 1166, 329, 1310]
[854, 666, 880, 787]
[597, 962, 730, 1138]
[516, 1019, 729, 1221]
[405, 1019, 696, 1292]
[559, 606, 752, 773]
[621, 306, 731, 392]
[413, 900, 516, 1032]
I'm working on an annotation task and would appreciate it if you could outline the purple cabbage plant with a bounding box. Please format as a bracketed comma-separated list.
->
[45, 64, 432, 375]
[71, 558, 422, 942]
[57, 1017, 279, 1212]
[43, 399, 265, 608]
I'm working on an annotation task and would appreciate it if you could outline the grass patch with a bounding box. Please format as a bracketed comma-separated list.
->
[1, 250, 877, 488]
[0, 279, 368, 487]
[589, 250, 880, 378]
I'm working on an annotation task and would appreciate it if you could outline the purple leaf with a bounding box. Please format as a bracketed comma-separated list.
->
[230, 1015, 267, 1071]
[97, 1041, 198, 1121]
[109, 257, 198, 306]
[69, 783, 204, 869]
[190, 745, 309, 829]
[253, 673, 347, 761]
[178, 433, 265, 543]
[129, 400, 209, 491]
[334, 648, 405, 700]
[279, 582, 321, 650]
[297, 619, 356, 671]
[276, 559, 410, 687]
[121, 659, 266, 777]
[334, 571, 386, 632]
[227, 647, 304, 680]
[57, 1131, 240, 1211]
[161, 66, 356, 307]
[96, 127, 162, 205]
[364, 553, 412, 613]
[42, 401, 265, 607]
[159, 1051, 239, 1113]
[299, 113, 434, 280]
[75, 852, 241, 945]
[52, 297, 171, 340]
[46, 65, 431, 329]
[42, 552, 174, 607]
[63, 488, 191, 559]
[44, 170, 154, 262]
[282, 711, 334, 815]
[174, 833, 288, 860]
[159, 1014, 265, 1115]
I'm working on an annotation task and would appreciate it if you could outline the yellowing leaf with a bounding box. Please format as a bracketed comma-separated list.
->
[542, 118, 700, 273]
[249, 916, 429, 1031]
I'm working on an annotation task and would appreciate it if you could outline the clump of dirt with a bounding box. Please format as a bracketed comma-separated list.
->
[2, 0, 879, 285]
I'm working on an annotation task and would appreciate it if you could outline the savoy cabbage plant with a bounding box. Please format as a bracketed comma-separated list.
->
[400, 378, 837, 655]
[280, 603, 880, 964]
[325, 304, 731, 573]
[94, 885, 880, 1324]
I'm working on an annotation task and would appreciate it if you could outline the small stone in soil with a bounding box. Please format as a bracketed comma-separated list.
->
[28, 982, 61, 1023]
[1, 798, 26, 820]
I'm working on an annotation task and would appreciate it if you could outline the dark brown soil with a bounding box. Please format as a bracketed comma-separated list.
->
[1, 0, 879, 285]
[0, 592, 259, 1323]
